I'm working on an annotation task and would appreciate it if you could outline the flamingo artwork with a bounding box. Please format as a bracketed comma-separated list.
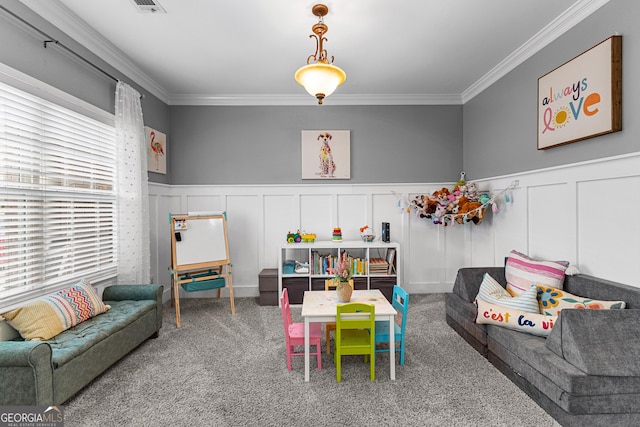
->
[147, 128, 166, 173]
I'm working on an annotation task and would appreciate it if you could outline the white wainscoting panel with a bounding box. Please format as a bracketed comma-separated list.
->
[300, 194, 332, 240]
[407, 215, 441, 290]
[149, 187, 180, 286]
[185, 195, 222, 213]
[149, 194, 159, 283]
[577, 176, 640, 284]
[467, 216, 495, 269]
[527, 183, 574, 262]
[149, 153, 640, 302]
[337, 194, 367, 241]
[444, 226, 466, 286]
[225, 195, 260, 297]
[492, 185, 528, 265]
[263, 195, 297, 268]
[372, 193, 406, 283]
[371, 193, 402, 244]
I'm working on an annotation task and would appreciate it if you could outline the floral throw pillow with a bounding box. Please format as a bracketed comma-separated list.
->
[536, 286, 626, 317]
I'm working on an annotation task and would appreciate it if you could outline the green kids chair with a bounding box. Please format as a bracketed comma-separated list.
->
[334, 302, 375, 382]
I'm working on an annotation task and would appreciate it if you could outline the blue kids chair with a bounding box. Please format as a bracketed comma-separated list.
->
[375, 285, 409, 365]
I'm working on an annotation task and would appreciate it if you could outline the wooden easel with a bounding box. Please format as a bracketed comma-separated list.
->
[169, 213, 235, 327]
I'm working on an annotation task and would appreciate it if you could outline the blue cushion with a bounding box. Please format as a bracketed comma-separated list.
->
[49, 300, 155, 368]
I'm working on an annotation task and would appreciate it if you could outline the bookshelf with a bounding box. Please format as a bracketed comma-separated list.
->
[278, 240, 400, 304]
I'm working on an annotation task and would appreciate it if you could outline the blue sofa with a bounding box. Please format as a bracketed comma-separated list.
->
[446, 267, 640, 426]
[0, 284, 163, 405]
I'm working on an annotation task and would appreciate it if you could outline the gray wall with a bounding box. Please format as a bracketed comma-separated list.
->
[463, 0, 640, 179]
[169, 105, 462, 185]
[0, 0, 171, 184]
[4, 0, 635, 186]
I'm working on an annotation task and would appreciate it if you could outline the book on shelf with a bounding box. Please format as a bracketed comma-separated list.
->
[311, 250, 367, 276]
[386, 248, 396, 275]
[369, 257, 389, 274]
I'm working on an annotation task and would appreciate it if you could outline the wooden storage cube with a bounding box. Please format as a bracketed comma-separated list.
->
[282, 277, 309, 304]
[258, 268, 278, 306]
[259, 292, 278, 306]
[370, 277, 396, 302]
[353, 277, 368, 290]
[311, 278, 328, 291]
[259, 269, 278, 291]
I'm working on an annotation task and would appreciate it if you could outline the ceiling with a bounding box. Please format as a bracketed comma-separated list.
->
[20, 0, 607, 106]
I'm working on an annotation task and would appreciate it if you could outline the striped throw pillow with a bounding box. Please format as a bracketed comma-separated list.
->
[476, 273, 540, 313]
[1, 279, 110, 341]
[505, 250, 569, 296]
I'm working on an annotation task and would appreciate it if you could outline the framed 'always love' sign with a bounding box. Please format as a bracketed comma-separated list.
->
[537, 36, 622, 150]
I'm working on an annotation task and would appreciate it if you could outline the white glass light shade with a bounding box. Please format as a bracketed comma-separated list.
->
[294, 63, 346, 101]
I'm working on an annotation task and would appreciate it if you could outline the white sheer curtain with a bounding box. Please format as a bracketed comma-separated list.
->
[115, 81, 150, 284]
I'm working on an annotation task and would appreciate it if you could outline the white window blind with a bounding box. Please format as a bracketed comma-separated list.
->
[0, 81, 117, 309]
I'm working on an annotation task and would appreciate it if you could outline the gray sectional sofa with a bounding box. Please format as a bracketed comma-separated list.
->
[0, 284, 163, 406]
[446, 267, 640, 426]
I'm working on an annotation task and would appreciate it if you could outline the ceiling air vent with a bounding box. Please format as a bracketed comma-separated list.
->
[130, 0, 166, 13]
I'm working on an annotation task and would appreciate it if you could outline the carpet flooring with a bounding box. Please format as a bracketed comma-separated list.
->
[63, 294, 560, 426]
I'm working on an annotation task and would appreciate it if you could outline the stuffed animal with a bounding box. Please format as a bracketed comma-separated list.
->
[433, 204, 447, 225]
[432, 187, 450, 200]
[456, 200, 483, 224]
[455, 172, 466, 189]
[469, 205, 485, 224]
[478, 193, 490, 205]
[466, 202, 485, 224]
[412, 195, 438, 218]
[463, 182, 479, 200]
[423, 196, 438, 215]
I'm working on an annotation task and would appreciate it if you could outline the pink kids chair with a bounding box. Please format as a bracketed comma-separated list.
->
[280, 288, 322, 370]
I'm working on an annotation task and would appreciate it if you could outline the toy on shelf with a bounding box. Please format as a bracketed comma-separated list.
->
[332, 227, 342, 241]
[359, 225, 376, 242]
[286, 230, 302, 243]
[301, 232, 316, 243]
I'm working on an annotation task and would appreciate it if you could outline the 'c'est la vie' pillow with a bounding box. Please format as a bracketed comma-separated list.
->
[536, 286, 626, 317]
[475, 273, 540, 313]
[476, 298, 557, 337]
[1, 279, 110, 341]
[505, 250, 569, 296]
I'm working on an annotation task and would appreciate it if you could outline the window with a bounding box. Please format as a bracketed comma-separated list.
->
[0, 81, 117, 310]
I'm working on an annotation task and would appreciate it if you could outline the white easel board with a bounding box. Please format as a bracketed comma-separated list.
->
[169, 213, 235, 325]
[171, 214, 230, 270]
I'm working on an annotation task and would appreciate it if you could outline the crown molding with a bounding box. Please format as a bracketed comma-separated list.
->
[169, 93, 463, 106]
[461, 0, 610, 103]
[20, 0, 171, 103]
[20, 0, 608, 106]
